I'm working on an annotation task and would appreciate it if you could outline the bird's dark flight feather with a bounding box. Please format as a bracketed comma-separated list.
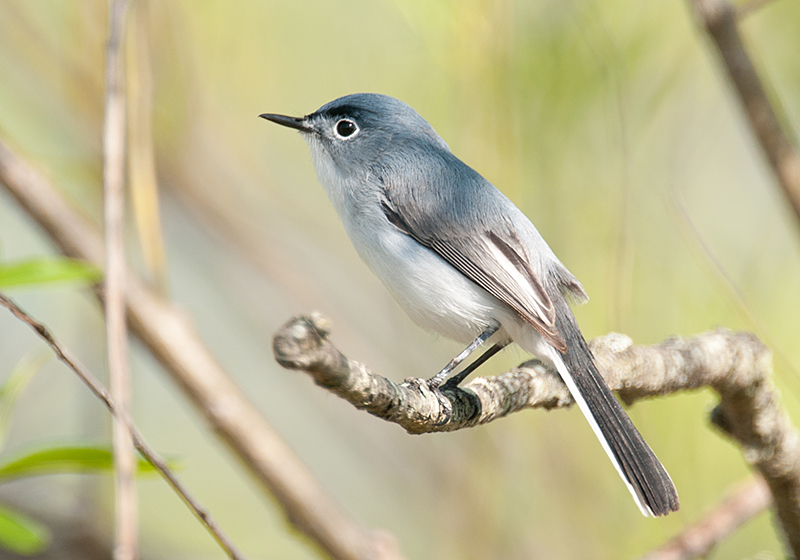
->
[551, 293, 679, 516]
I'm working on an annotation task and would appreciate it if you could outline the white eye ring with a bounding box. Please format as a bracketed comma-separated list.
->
[334, 119, 359, 139]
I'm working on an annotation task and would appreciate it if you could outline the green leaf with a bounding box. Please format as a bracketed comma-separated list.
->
[0, 445, 178, 481]
[0, 258, 102, 288]
[0, 503, 50, 555]
[0, 352, 50, 450]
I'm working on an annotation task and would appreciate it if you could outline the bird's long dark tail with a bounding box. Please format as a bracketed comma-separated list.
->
[550, 297, 679, 517]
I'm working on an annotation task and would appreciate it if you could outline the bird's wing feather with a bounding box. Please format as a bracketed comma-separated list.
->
[380, 197, 567, 352]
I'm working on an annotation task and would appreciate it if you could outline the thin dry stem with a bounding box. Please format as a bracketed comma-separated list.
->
[691, 0, 800, 227]
[640, 477, 771, 560]
[102, 1, 136, 559]
[127, 0, 168, 295]
[0, 291, 248, 560]
[736, 0, 779, 19]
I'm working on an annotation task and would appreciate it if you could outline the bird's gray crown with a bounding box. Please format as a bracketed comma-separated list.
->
[314, 94, 419, 124]
[306, 93, 451, 153]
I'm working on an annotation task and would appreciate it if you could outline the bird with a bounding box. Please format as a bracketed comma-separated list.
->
[260, 93, 679, 516]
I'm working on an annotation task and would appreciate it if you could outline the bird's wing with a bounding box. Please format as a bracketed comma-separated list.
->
[380, 197, 567, 352]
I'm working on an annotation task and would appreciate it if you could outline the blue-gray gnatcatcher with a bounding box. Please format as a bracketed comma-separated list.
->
[260, 93, 679, 517]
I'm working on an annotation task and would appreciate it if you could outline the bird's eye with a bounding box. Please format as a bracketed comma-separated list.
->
[335, 119, 358, 138]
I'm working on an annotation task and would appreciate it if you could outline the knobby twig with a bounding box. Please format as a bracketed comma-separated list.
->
[0, 141, 405, 560]
[640, 477, 771, 560]
[274, 314, 571, 434]
[273, 314, 800, 556]
[102, 1, 135, 559]
[690, 0, 800, 227]
[0, 291, 248, 560]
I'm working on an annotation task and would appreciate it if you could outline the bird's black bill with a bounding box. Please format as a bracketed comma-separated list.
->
[259, 113, 310, 131]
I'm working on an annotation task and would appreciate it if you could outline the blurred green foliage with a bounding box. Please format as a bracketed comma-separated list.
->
[0, 446, 165, 482]
[0, 349, 170, 556]
[0, 0, 799, 559]
[0, 503, 51, 556]
[0, 258, 101, 289]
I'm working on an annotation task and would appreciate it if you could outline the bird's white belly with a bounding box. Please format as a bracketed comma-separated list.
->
[345, 215, 500, 344]
[310, 147, 517, 346]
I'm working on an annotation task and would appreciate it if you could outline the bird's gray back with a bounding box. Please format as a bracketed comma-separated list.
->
[376, 142, 558, 271]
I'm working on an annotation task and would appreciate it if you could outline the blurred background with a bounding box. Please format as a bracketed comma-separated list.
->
[0, 0, 799, 558]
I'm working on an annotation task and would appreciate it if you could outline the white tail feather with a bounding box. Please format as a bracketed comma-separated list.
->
[545, 348, 653, 517]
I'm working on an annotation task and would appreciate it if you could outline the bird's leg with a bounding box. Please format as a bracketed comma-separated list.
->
[427, 323, 499, 389]
[441, 342, 508, 390]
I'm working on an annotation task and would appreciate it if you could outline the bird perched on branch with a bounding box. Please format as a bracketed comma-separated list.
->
[261, 93, 679, 516]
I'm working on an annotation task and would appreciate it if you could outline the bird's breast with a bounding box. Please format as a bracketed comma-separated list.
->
[339, 200, 500, 344]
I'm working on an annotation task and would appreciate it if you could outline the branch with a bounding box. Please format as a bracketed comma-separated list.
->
[0, 141, 405, 560]
[640, 477, 771, 560]
[690, 0, 800, 227]
[274, 314, 800, 555]
[102, 1, 136, 558]
[272, 314, 570, 434]
[0, 291, 248, 560]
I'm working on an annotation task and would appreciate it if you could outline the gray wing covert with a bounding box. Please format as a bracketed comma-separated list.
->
[380, 194, 567, 353]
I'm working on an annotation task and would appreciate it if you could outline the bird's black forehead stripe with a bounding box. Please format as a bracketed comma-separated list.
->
[315, 104, 378, 121]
